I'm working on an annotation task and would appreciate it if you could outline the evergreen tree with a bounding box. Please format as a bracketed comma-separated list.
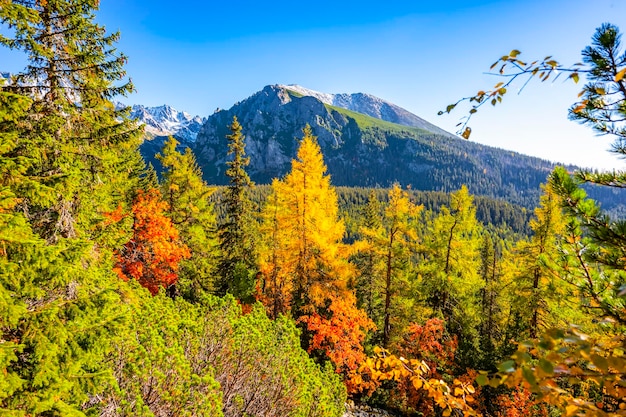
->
[0, 0, 143, 244]
[353, 190, 383, 323]
[217, 116, 257, 301]
[0, 2, 142, 413]
[157, 137, 219, 299]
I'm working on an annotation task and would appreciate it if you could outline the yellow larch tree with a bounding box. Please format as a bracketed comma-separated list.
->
[257, 125, 373, 390]
[258, 124, 352, 314]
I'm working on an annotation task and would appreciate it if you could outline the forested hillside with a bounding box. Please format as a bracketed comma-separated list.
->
[1, 3, 625, 417]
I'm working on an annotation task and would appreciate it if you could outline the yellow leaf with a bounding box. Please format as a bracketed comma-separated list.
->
[412, 378, 423, 390]
[615, 68, 626, 82]
[565, 405, 578, 416]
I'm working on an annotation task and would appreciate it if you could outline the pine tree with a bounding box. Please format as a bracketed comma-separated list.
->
[217, 116, 257, 300]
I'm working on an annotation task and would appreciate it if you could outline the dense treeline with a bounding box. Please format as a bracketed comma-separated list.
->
[1, 3, 625, 417]
[211, 185, 532, 238]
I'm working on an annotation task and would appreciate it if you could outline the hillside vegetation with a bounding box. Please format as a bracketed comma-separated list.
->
[2, 4, 625, 417]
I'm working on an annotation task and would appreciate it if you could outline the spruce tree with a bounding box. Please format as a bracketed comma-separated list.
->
[0, 0, 143, 244]
[217, 116, 256, 300]
[0, 1, 143, 413]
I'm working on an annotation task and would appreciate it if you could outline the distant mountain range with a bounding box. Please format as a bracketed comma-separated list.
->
[130, 84, 623, 212]
[127, 104, 205, 143]
[119, 103, 205, 168]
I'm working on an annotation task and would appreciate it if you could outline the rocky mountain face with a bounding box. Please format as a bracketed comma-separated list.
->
[192, 84, 559, 208]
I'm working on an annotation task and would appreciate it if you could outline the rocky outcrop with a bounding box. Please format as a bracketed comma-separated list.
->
[193, 85, 358, 184]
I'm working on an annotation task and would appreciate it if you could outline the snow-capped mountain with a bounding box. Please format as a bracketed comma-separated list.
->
[115, 103, 205, 172]
[279, 84, 454, 137]
[117, 103, 205, 143]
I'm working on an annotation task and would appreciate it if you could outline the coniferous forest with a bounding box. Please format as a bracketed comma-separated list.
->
[1, 2, 626, 417]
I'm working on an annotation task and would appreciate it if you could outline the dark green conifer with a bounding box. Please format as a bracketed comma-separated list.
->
[217, 116, 257, 300]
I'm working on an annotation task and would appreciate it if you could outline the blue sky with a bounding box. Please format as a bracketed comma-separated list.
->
[3, 0, 626, 170]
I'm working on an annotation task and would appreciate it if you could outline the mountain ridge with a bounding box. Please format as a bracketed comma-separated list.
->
[280, 84, 455, 137]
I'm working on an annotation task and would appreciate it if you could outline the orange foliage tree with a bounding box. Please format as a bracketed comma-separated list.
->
[391, 318, 461, 415]
[358, 346, 479, 417]
[494, 387, 546, 417]
[300, 293, 375, 393]
[115, 189, 190, 295]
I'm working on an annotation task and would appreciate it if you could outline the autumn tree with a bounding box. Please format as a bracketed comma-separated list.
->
[299, 293, 375, 394]
[217, 116, 257, 301]
[157, 137, 218, 299]
[258, 125, 373, 388]
[356, 184, 422, 347]
[509, 183, 568, 338]
[391, 318, 460, 415]
[420, 186, 483, 330]
[446, 23, 626, 416]
[258, 125, 353, 314]
[115, 189, 190, 295]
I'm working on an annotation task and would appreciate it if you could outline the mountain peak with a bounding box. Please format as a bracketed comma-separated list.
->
[276, 84, 455, 137]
